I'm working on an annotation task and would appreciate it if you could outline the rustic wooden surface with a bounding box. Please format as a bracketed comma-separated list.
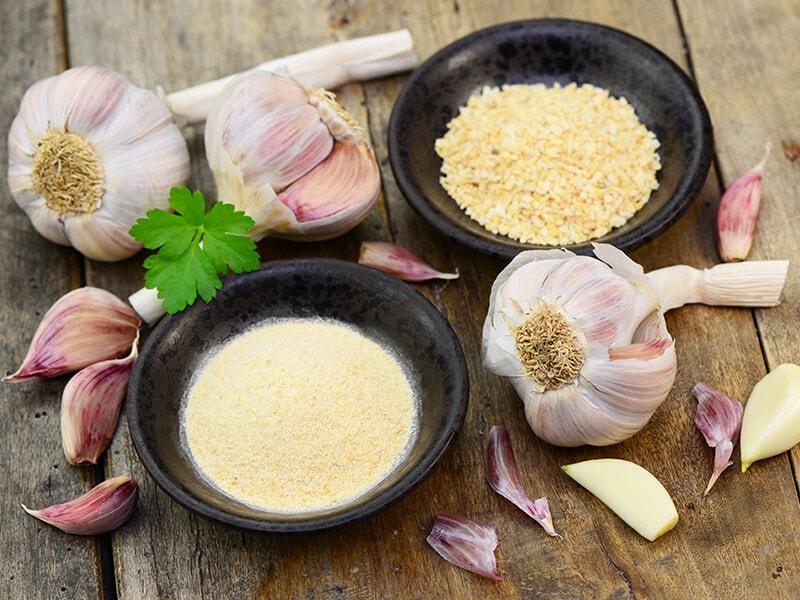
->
[2, 0, 799, 598]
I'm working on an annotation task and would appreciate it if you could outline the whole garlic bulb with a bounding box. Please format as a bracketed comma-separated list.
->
[7, 66, 191, 261]
[482, 244, 677, 447]
[204, 70, 380, 242]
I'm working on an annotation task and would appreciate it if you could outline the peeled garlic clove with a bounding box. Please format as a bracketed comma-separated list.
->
[22, 475, 138, 535]
[358, 241, 459, 282]
[740, 363, 800, 472]
[7, 65, 190, 261]
[61, 338, 139, 465]
[426, 512, 503, 580]
[716, 145, 770, 262]
[205, 70, 379, 242]
[562, 459, 678, 541]
[692, 383, 743, 495]
[3, 287, 141, 382]
[486, 426, 559, 537]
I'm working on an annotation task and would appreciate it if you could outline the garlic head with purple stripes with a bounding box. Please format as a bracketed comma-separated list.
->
[482, 244, 677, 447]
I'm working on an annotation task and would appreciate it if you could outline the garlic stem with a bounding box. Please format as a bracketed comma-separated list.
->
[165, 30, 417, 125]
[128, 287, 166, 327]
[646, 260, 789, 313]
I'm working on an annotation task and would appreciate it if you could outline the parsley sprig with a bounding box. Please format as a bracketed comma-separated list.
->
[129, 187, 261, 315]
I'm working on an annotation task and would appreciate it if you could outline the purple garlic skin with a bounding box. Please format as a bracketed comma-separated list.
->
[22, 475, 139, 536]
[61, 340, 138, 465]
[3, 287, 141, 383]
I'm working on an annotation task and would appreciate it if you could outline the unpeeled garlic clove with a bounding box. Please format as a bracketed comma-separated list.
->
[275, 142, 380, 241]
[740, 363, 800, 472]
[204, 70, 380, 243]
[716, 145, 770, 262]
[22, 475, 138, 535]
[358, 241, 459, 282]
[61, 337, 139, 465]
[692, 383, 743, 495]
[3, 287, 141, 382]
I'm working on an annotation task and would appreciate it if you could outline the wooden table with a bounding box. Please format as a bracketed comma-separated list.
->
[2, 0, 799, 598]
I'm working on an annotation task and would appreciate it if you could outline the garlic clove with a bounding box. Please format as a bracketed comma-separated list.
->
[562, 459, 678, 541]
[426, 512, 503, 580]
[647, 260, 788, 312]
[7, 65, 191, 262]
[205, 70, 379, 243]
[692, 382, 743, 495]
[22, 195, 72, 247]
[61, 337, 139, 465]
[3, 287, 141, 382]
[716, 145, 770, 262]
[486, 426, 559, 537]
[740, 363, 800, 472]
[22, 475, 138, 536]
[64, 211, 145, 263]
[205, 70, 335, 194]
[358, 241, 459, 282]
[275, 141, 380, 241]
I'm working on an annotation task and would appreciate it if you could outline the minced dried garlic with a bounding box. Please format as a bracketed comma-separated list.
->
[182, 318, 417, 512]
[434, 82, 661, 246]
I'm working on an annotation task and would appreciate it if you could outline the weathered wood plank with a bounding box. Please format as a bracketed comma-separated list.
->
[0, 1, 105, 599]
[3, 0, 799, 598]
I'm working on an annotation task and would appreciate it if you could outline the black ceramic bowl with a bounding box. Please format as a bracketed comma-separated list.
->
[388, 19, 714, 261]
[127, 259, 469, 534]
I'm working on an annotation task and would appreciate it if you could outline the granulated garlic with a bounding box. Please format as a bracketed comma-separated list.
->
[182, 318, 418, 512]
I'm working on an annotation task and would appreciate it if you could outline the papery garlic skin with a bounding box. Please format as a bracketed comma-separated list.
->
[482, 245, 677, 447]
[22, 475, 138, 536]
[205, 70, 380, 242]
[426, 512, 503, 580]
[7, 66, 190, 261]
[692, 382, 743, 495]
[61, 338, 139, 465]
[740, 363, 800, 472]
[3, 287, 141, 382]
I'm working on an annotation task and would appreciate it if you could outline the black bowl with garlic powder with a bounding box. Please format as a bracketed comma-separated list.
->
[126, 259, 469, 534]
[389, 18, 713, 261]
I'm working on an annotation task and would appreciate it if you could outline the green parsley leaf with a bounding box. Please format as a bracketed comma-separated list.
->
[129, 187, 260, 315]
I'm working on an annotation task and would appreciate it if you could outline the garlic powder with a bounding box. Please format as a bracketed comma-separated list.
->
[434, 82, 662, 245]
[182, 318, 418, 512]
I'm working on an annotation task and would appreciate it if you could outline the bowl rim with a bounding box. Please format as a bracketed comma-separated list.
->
[388, 18, 714, 261]
[126, 258, 470, 534]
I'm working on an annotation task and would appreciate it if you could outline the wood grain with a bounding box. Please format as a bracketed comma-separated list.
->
[1, 0, 798, 598]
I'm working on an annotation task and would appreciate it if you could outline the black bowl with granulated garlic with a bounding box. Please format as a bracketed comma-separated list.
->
[389, 18, 713, 261]
[126, 259, 469, 534]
